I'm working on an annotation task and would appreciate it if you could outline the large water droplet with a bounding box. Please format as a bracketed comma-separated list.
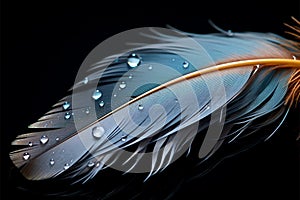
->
[119, 81, 127, 89]
[28, 142, 33, 147]
[64, 163, 70, 170]
[50, 159, 55, 166]
[127, 53, 141, 68]
[62, 101, 71, 110]
[138, 104, 144, 110]
[92, 126, 105, 139]
[83, 77, 89, 84]
[92, 89, 102, 100]
[40, 135, 49, 144]
[23, 152, 30, 160]
[64, 112, 71, 120]
[99, 100, 105, 107]
[87, 161, 95, 168]
[182, 61, 189, 68]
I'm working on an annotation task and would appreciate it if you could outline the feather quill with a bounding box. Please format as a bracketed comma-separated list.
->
[9, 19, 300, 183]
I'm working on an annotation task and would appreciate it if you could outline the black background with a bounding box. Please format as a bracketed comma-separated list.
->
[1, 1, 300, 200]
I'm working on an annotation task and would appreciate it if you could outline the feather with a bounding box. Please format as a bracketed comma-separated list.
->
[9, 19, 300, 183]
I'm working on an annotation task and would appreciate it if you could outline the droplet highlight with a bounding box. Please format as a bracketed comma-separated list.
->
[92, 126, 105, 139]
[40, 135, 49, 144]
[50, 159, 55, 166]
[121, 135, 127, 142]
[23, 152, 30, 160]
[83, 77, 89, 84]
[87, 161, 95, 168]
[62, 101, 71, 110]
[128, 74, 133, 79]
[85, 108, 90, 115]
[99, 100, 105, 107]
[182, 61, 189, 68]
[138, 104, 144, 110]
[92, 89, 102, 100]
[148, 65, 153, 70]
[119, 81, 127, 89]
[127, 53, 141, 68]
[64, 112, 71, 120]
[64, 163, 70, 170]
[28, 142, 33, 147]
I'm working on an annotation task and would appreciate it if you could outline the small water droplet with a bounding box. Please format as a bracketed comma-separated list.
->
[23, 152, 30, 160]
[83, 77, 89, 84]
[128, 74, 133, 79]
[292, 55, 297, 60]
[148, 65, 153, 70]
[175, 99, 178, 103]
[64, 163, 70, 170]
[182, 61, 189, 68]
[85, 108, 90, 114]
[50, 159, 55, 166]
[87, 161, 95, 167]
[206, 106, 210, 110]
[92, 126, 105, 139]
[99, 100, 105, 107]
[127, 53, 141, 68]
[28, 142, 33, 147]
[62, 102, 71, 110]
[64, 112, 71, 120]
[119, 81, 127, 89]
[92, 89, 102, 100]
[55, 137, 60, 141]
[40, 135, 49, 144]
[95, 162, 101, 168]
[113, 94, 117, 97]
[121, 135, 127, 142]
[172, 58, 175, 62]
[138, 104, 144, 110]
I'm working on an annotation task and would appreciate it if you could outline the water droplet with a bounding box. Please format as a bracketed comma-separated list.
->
[55, 137, 60, 141]
[50, 159, 55, 166]
[64, 112, 71, 120]
[113, 94, 117, 97]
[83, 77, 89, 84]
[128, 74, 133, 79]
[92, 89, 102, 100]
[172, 58, 175, 62]
[293, 55, 297, 60]
[148, 65, 153, 70]
[95, 162, 101, 168]
[40, 135, 49, 144]
[85, 108, 90, 114]
[175, 99, 178, 103]
[28, 142, 33, 147]
[121, 135, 127, 142]
[87, 161, 95, 167]
[206, 106, 210, 110]
[62, 102, 71, 110]
[92, 126, 105, 139]
[127, 53, 141, 68]
[64, 163, 70, 170]
[119, 81, 126, 89]
[23, 152, 30, 160]
[182, 61, 189, 68]
[138, 104, 144, 110]
[99, 100, 105, 107]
